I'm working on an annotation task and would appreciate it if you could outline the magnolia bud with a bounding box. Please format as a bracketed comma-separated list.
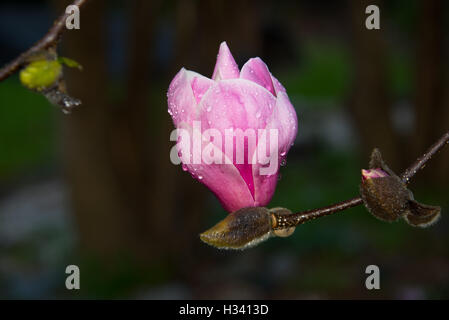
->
[199, 206, 296, 250]
[200, 207, 272, 250]
[360, 168, 411, 222]
[360, 148, 441, 227]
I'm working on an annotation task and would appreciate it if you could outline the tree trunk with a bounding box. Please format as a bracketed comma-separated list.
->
[57, 0, 134, 258]
[57, 0, 175, 263]
[348, 0, 402, 170]
[413, 0, 448, 186]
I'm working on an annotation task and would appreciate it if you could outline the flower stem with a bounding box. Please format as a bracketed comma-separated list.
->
[272, 129, 449, 229]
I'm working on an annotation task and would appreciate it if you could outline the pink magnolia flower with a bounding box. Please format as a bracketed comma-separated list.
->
[167, 42, 298, 212]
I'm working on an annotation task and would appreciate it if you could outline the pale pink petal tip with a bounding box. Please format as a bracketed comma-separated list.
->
[362, 168, 389, 181]
[212, 42, 240, 81]
[240, 57, 275, 96]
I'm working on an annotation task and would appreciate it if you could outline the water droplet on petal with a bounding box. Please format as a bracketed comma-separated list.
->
[182, 164, 188, 171]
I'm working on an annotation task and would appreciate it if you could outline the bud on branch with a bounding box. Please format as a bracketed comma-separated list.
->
[201, 130, 449, 250]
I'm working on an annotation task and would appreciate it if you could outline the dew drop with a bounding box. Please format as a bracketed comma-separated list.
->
[280, 159, 287, 166]
[182, 164, 188, 171]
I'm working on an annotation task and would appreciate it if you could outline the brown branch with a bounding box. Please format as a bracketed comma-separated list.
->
[273, 129, 449, 229]
[401, 130, 449, 183]
[0, 0, 89, 82]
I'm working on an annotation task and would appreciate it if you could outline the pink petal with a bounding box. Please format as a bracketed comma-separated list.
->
[191, 76, 214, 104]
[251, 91, 298, 206]
[240, 58, 276, 96]
[176, 123, 255, 212]
[212, 42, 240, 81]
[167, 68, 207, 126]
[362, 168, 388, 181]
[199, 79, 277, 200]
[252, 165, 278, 207]
[271, 74, 287, 96]
[267, 91, 298, 155]
[193, 161, 256, 212]
[200, 79, 276, 133]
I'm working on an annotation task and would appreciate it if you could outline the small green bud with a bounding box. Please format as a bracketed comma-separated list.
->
[19, 60, 62, 91]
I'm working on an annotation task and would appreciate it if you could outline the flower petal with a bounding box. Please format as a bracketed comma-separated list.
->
[271, 74, 287, 96]
[267, 91, 298, 155]
[191, 76, 214, 104]
[167, 68, 208, 126]
[176, 122, 255, 212]
[200, 79, 276, 133]
[212, 42, 240, 81]
[199, 79, 277, 200]
[252, 164, 278, 207]
[193, 161, 256, 212]
[251, 91, 298, 206]
[240, 58, 275, 96]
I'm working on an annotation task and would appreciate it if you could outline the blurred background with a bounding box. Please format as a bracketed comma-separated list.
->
[0, 0, 448, 299]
